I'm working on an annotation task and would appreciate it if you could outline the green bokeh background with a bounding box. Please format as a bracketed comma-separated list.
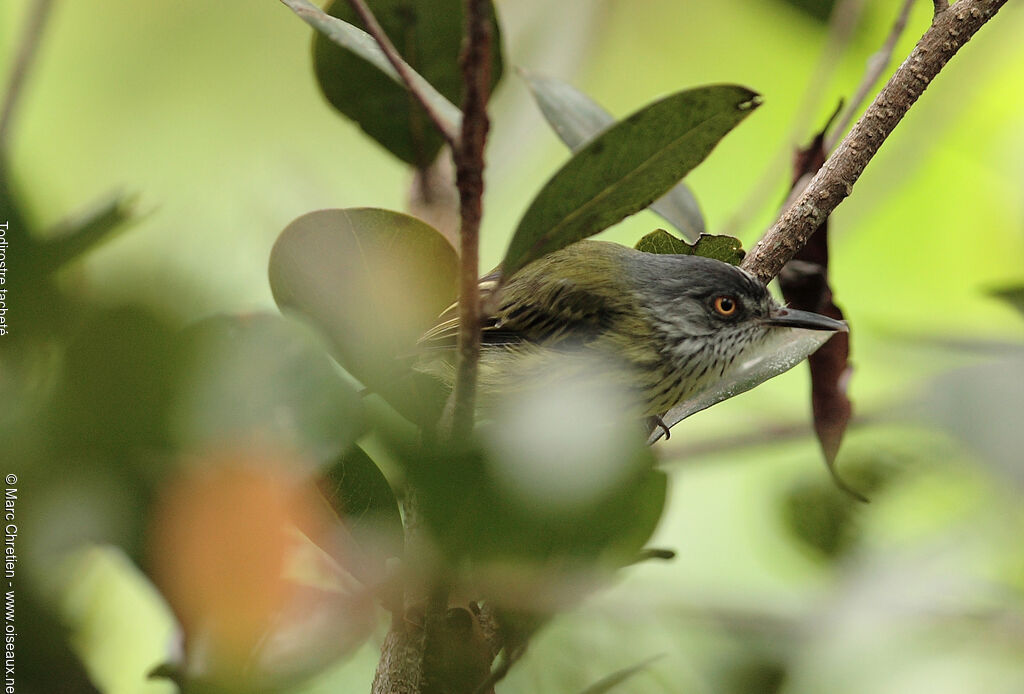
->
[2, 0, 1022, 692]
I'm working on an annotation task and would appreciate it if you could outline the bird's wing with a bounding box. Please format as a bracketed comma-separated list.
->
[416, 271, 501, 349]
[417, 270, 618, 351]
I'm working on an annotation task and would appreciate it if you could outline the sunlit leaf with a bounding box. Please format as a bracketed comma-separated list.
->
[268, 208, 458, 422]
[634, 228, 745, 265]
[523, 71, 705, 240]
[503, 84, 760, 278]
[171, 313, 365, 460]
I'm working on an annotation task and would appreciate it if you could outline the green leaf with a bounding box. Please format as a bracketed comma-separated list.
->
[578, 654, 663, 694]
[171, 313, 365, 460]
[268, 208, 458, 422]
[634, 228, 745, 265]
[522, 71, 705, 241]
[296, 0, 503, 167]
[502, 84, 761, 278]
[407, 442, 666, 566]
[319, 445, 404, 561]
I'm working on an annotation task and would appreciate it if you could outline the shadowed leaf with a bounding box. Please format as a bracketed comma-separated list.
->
[778, 124, 862, 501]
[502, 84, 760, 278]
[319, 444, 403, 562]
[634, 228, 745, 265]
[268, 208, 458, 422]
[522, 71, 705, 240]
[298, 0, 502, 167]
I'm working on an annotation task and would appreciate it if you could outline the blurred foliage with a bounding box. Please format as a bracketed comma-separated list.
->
[1, 0, 1022, 693]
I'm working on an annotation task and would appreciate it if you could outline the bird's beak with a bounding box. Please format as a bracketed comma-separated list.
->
[765, 307, 848, 332]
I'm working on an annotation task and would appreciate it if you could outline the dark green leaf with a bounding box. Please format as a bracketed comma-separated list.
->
[171, 313, 365, 460]
[299, 0, 503, 167]
[319, 445, 403, 560]
[406, 441, 666, 566]
[578, 654, 663, 694]
[634, 228, 745, 265]
[503, 84, 760, 278]
[268, 208, 458, 422]
[522, 71, 705, 240]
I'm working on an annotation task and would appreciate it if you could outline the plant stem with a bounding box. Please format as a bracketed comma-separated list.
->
[449, 0, 491, 440]
[742, 0, 1010, 283]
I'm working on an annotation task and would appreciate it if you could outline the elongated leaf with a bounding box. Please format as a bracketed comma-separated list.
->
[284, 0, 464, 162]
[268, 208, 458, 422]
[634, 228, 744, 265]
[779, 125, 861, 500]
[523, 71, 705, 240]
[503, 85, 760, 278]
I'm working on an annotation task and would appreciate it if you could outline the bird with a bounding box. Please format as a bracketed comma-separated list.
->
[415, 239, 844, 423]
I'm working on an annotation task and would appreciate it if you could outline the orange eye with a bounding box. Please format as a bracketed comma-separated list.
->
[713, 296, 738, 316]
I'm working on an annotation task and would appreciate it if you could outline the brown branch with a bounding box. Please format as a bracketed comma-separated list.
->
[0, 0, 55, 152]
[825, 0, 916, 152]
[742, 0, 1010, 283]
[343, 0, 459, 146]
[373, 3, 494, 693]
[449, 0, 492, 440]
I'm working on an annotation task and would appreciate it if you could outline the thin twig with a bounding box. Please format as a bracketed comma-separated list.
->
[450, 0, 492, 439]
[742, 0, 1010, 283]
[718, 0, 867, 238]
[825, 0, 917, 151]
[0, 0, 55, 152]
[343, 0, 459, 146]
[659, 413, 878, 461]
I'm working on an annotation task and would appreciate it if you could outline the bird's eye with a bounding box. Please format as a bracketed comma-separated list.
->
[713, 296, 738, 317]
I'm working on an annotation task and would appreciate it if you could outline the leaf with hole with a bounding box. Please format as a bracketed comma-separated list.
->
[503, 84, 760, 278]
[523, 71, 705, 241]
[634, 228, 745, 265]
